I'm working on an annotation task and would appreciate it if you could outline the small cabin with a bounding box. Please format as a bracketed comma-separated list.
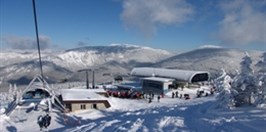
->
[61, 89, 110, 112]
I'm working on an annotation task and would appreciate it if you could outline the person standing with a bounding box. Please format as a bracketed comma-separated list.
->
[37, 115, 44, 131]
[148, 96, 152, 103]
[43, 113, 51, 130]
[157, 95, 161, 102]
[172, 92, 175, 98]
[175, 91, 179, 98]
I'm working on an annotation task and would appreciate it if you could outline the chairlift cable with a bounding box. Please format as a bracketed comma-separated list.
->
[32, 0, 44, 82]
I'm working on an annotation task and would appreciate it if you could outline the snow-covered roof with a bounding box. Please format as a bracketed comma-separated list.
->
[142, 77, 174, 83]
[61, 89, 106, 101]
[131, 67, 210, 83]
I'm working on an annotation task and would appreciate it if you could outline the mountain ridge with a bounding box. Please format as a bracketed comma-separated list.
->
[0, 44, 171, 87]
[0, 45, 264, 89]
[154, 47, 263, 77]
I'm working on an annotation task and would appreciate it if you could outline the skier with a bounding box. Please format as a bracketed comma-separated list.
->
[184, 94, 190, 100]
[37, 115, 44, 131]
[148, 96, 152, 103]
[175, 91, 179, 98]
[172, 92, 175, 98]
[157, 95, 161, 102]
[43, 113, 51, 130]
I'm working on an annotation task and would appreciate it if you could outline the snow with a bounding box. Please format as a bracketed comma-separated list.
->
[156, 48, 263, 79]
[0, 44, 171, 88]
[198, 45, 222, 49]
[142, 77, 174, 82]
[0, 108, 5, 114]
[61, 89, 106, 101]
[1, 86, 265, 132]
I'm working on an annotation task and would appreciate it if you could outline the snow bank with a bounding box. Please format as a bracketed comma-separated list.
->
[2, 86, 266, 132]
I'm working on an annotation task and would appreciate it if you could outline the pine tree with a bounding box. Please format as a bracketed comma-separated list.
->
[255, 52, 266, 106]
[216, 71, 238, 109]
[13, 84, 18, 98]
[256, 52, 266, 72]
[8, 84, 14, 101]
[231, 52, 258, 106]
[215, 69, 227, 92]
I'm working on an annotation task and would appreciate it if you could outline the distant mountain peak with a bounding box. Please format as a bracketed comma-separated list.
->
[198, 45, 223, 49]
[109, 43, 169, 53]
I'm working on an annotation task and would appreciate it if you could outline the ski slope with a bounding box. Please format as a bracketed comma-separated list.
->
[1, 87, 266, 132]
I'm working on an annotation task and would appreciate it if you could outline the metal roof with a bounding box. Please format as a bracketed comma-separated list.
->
[131, 67, 210, 83]
[142, 77, 174, 82]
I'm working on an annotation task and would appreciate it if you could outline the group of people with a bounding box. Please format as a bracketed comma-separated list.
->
[196, 87, 215, 98]
[146, 92, 163, 103]
[171, 91, 189, 99]
[107, 90, 144, 99]
[172, 91, 180, 98]
[37, 113, 51, 131]
[147, 90, 192, 103]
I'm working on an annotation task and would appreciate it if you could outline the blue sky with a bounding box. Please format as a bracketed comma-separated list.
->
[0, 0, 265, 52]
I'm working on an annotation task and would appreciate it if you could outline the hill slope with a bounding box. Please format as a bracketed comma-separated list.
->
[154, 47, 263, 77]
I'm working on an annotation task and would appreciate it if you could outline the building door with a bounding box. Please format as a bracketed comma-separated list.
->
[93, 104, 97, 109]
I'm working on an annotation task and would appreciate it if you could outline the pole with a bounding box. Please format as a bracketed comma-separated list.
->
[86, 71, 89, 89]
[32, 0, 44, 82]
[92, 70, 95, 88]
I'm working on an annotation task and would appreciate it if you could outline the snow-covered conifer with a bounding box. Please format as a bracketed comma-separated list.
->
[254, 52, 266, 106]
[8, 84, 14, 101]
[215, 69, 227, 92]
[216, 71, 238, 109]
[231, 52, 258, 106]
[256, 52, 266, 73]
[13, 84, 17, 97]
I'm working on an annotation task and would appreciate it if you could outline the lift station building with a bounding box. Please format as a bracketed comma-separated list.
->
[131, 67, 210, 94]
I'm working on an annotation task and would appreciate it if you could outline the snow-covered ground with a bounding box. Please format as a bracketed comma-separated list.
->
[1, 87, 266, 132]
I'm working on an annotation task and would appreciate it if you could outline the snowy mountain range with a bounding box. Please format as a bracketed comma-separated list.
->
[0, 44, 171, 87]
[0, 44, 264, 88]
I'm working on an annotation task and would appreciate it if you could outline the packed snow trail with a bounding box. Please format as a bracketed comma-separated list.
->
[67, 97, 215, 132]
[1, 88, 266, 132]
[61, 96, 266, 132]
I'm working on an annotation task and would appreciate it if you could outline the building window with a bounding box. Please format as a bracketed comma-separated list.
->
[66, 104, 72, 111]
[80, 104, 86, 109]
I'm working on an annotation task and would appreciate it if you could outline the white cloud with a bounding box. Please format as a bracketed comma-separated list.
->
[217, 0, 266, 45]
[121, 0, 194, 37]
[2, 35, 51, 50]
